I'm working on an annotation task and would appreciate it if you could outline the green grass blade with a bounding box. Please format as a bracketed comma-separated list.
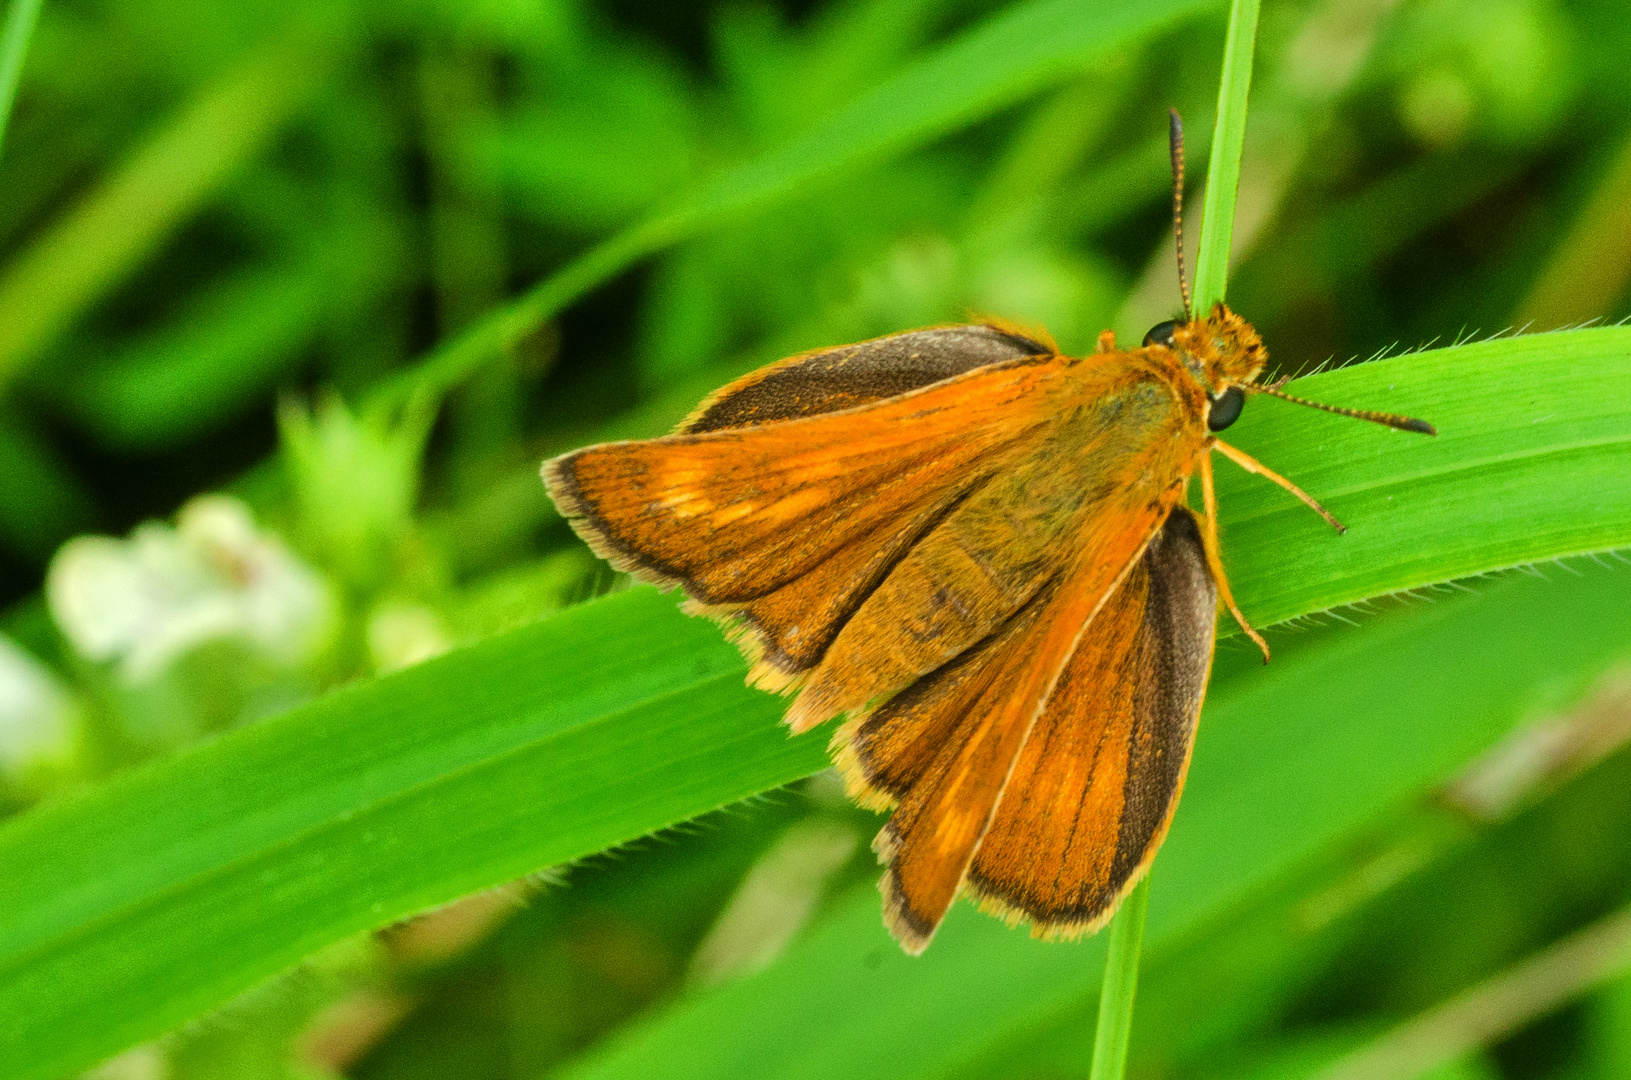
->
[1192, 0, 1260, 311]
[363, 0, 1211, 413]
[559, 561, 1631, 1080]
[0, 0, 43, 161]
[1219, 329, 1630, 623]
[1314, 903, 1631, 1080]
[0, 589, 819, 1080]
[0, 326, 1626, 1079]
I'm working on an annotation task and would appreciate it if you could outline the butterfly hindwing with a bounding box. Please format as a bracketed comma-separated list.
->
[965, 508, 1215, 938]
[831, 492, 1188, 953]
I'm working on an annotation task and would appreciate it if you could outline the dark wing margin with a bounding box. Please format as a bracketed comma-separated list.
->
[679, 324, 1052, 433]
[963, 507, 1217, 939]
[1108, 508, 1216, 892]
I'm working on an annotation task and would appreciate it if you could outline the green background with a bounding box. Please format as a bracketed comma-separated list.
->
[0, 1, 1629, 1079]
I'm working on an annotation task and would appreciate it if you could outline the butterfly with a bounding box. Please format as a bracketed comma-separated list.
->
[542, 112, 1434, 954]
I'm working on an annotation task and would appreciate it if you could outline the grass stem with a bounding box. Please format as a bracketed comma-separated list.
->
[1090, 2, 1258, 1074]
[1089, 877, 1151, 1080]
[1192, 0, 1260, 311]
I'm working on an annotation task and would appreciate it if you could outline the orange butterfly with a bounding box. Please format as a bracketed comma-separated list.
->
[543, 113, 1433, 954]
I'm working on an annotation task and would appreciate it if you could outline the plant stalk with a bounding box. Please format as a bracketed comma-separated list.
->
[1089, 877, 1152, 1080]
[1090, 0, 1258, 1073]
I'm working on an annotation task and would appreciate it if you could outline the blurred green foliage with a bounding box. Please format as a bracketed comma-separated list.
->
[0, 0, 1629, 1079]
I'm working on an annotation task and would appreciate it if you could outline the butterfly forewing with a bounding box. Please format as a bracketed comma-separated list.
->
[547, 355, 1059, 598]
[725, 484, 984, 679]
[679, 325, 1051, 433]
[547, 348, 1069, 696]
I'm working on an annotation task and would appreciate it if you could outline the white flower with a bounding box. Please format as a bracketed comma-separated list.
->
[0, 635, 77, 777]
[46, 495, 335, 682]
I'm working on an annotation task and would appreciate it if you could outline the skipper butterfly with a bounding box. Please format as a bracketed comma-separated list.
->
[543, 112, 1433, 953]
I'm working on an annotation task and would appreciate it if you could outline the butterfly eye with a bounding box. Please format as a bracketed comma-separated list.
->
[1207, 386, 1245, 431]
[1143, 320, 1178, 348]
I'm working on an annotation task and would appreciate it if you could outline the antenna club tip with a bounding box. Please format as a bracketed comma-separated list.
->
[1404, 419, 1438, 436]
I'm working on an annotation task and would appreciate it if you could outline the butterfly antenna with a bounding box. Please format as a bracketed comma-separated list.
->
[1247, 383, 1437, 435]
[1169, 107, 1194, 322]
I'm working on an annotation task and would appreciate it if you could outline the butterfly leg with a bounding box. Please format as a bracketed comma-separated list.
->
[1199, 451, 1271, 663]
[1211, 439, 1347, 534]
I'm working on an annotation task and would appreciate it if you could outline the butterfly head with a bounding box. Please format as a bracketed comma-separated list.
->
[1142, 302, 1266, 433]
[1141, 301, 1436, 438]
[1143, 111, 1431, 440]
